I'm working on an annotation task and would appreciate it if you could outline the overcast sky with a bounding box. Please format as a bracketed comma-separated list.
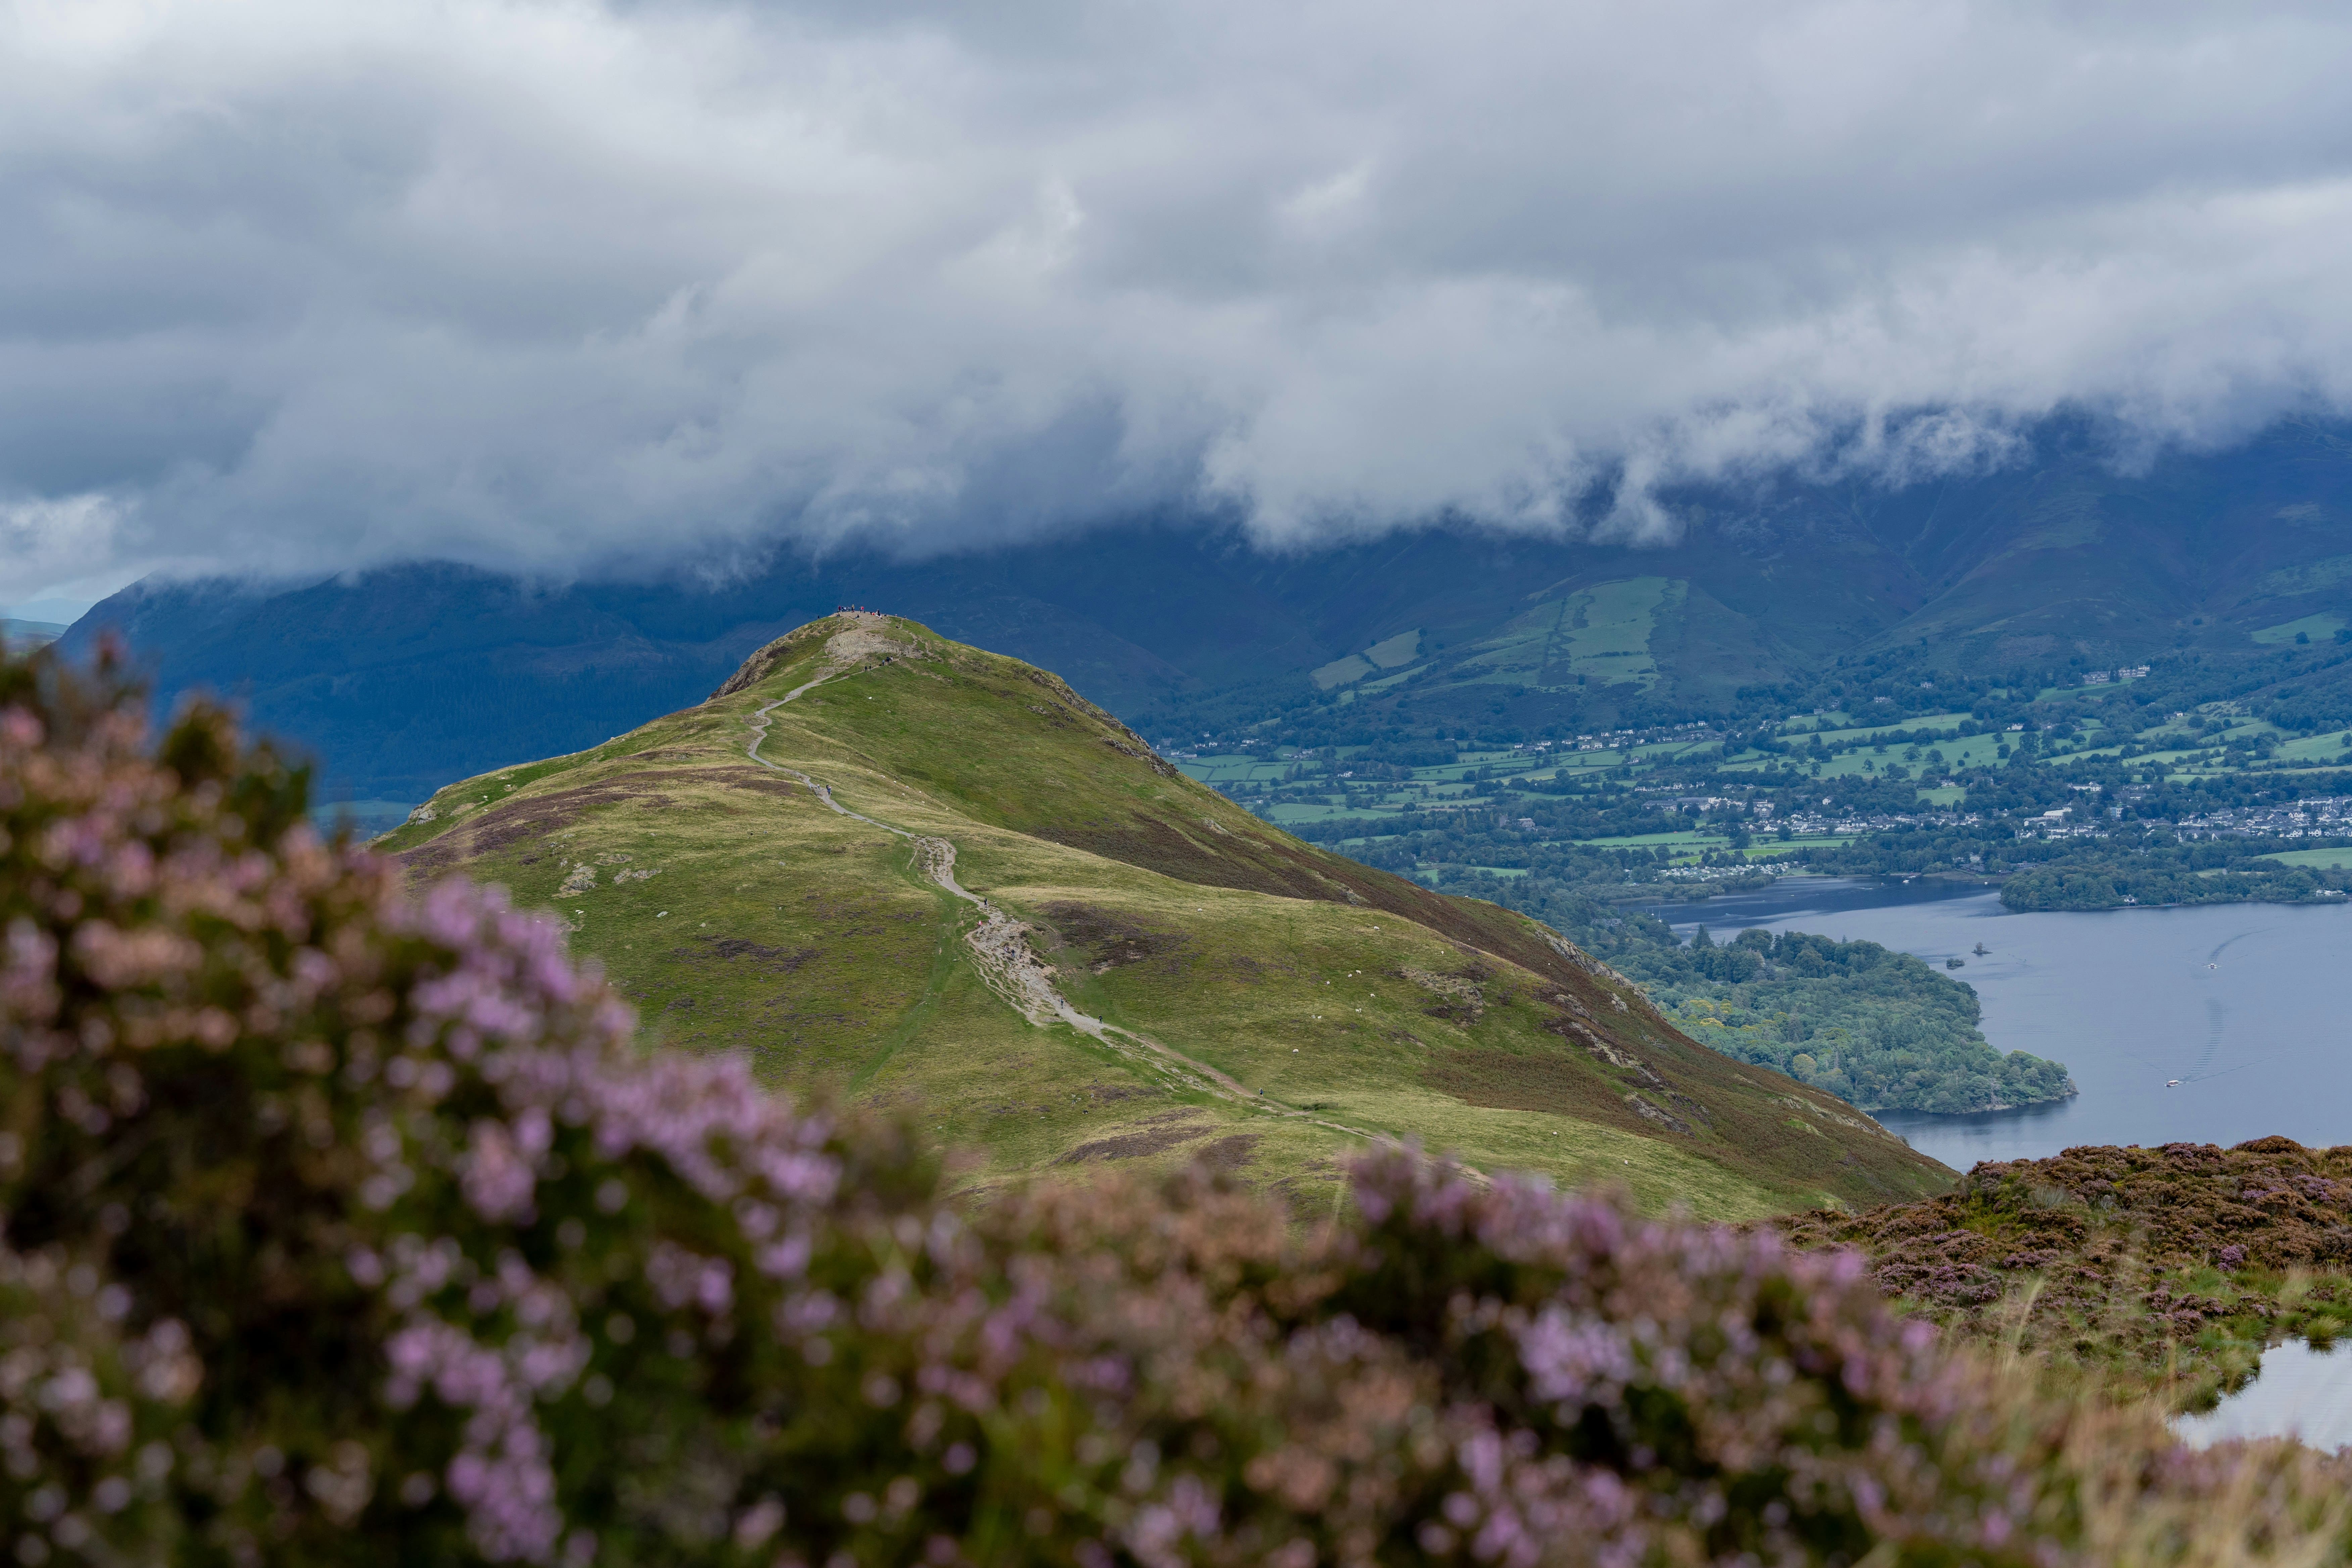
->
[7, 0, 2352, 609]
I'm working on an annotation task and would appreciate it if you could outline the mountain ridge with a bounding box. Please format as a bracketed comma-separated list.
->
[380, 613, 1951, 1215]
[67, 419, 2352, 807]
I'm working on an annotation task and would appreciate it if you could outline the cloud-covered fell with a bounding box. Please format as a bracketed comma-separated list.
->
[7, 0, 2352, 603]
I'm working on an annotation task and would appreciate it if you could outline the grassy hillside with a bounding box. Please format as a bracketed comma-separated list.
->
[379, 614, 1951, 1218]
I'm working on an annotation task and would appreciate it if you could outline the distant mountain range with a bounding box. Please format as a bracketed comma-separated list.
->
[59, 418, 2352, 805]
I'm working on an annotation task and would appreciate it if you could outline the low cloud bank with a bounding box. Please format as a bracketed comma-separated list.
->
[8, 1, 2352, 602]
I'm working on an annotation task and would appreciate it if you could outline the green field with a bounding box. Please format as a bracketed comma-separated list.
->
[1238, 681, 2352, 826]
[2259, 847, 2352, 869]
[2252, 612, 2347, 645]
[2273, 730, 2352, 764]
[1456, 577, 1676, 693]
[1574, 831, 1729, 850]
[1262, 801, 1420, 824]
[1720, 716, 1998, 780]
[1353, 662, 1424, 696]
[1309, 627, 1424, 690]
[1632, 739, 1720, 763]
[1793, 712, 1972, 745]
[1769, 745, 1974, 782]
[1363, 628, 1421, 669]
[1174, 752, 1289, 782]
[1310, 654, 1376, 690]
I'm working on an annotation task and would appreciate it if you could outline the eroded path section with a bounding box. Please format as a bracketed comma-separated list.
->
[745, 697, 1232, 1102]
[742, 689, 1421, 1153]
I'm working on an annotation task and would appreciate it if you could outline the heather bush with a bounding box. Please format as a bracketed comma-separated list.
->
[0, 642, 2346, 1567]
[1785, 1138, 2352, 1415]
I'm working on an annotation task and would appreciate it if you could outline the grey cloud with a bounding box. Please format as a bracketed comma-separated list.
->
[6, 0, 2352, 603]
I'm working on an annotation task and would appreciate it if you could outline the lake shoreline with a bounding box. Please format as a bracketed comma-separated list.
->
[1662, 865, 2349, 910]
[1634, 876, 2352, 1170]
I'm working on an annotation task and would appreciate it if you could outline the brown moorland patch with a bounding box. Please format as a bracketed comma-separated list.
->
[1037, 901, 1190, 973]
[1783, 1136, 2352, 1408]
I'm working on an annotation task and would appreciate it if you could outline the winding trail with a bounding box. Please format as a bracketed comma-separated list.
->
[745, 694, 1240, 1103]
[742, 679, 1423, 1154]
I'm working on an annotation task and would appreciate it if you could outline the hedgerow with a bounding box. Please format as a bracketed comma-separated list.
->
[0, 641, 2345, 1566]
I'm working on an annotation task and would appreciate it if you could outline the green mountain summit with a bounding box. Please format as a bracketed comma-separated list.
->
[380, 613, 1949, 1215]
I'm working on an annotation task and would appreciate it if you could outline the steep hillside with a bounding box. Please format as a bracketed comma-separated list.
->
[380, 614, 1951, 1217]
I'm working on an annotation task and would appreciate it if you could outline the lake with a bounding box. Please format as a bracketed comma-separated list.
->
[2175, 1339, 2352, 1452]
[1639, 876, 2352, 1171]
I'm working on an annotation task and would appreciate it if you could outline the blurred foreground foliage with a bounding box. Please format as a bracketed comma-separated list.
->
[0, 639, 2346, 1567]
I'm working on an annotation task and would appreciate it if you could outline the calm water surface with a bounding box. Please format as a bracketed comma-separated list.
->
[1639, 877, 2352, 1171]
[1644, 876, 2352, 1447]
[2175, 1340, 2352, 1451]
